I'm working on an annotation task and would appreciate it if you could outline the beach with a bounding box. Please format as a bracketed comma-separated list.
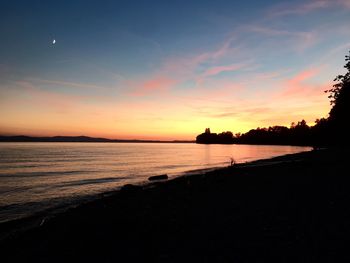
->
[1, 148, 349, 262]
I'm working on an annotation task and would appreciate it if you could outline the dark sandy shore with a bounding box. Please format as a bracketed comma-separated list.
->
[1, 148, 349, 262]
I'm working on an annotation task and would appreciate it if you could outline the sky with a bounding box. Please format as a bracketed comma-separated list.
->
[0, 0, 350, 140]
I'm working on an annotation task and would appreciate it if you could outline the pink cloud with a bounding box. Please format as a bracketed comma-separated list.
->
[127, 36, 240, 95]
[277, 68, 331, 98]
[129, 77, 176, 96]
[288, 68, 319, 83]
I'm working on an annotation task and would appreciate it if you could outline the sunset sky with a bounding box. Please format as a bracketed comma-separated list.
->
[1, 0, 350, 140]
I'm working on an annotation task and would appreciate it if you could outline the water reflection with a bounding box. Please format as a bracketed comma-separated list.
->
[0, 142, 311, 222]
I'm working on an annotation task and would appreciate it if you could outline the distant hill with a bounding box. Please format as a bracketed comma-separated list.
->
[0, 135, 194, 143]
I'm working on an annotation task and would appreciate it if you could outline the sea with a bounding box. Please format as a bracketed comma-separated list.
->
[0, 142, 311, 223]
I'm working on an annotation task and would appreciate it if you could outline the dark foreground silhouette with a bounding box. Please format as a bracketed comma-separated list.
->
[1, 148, 350, 262]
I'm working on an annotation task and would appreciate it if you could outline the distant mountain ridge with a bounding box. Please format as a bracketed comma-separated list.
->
[0, 135, 194, 143]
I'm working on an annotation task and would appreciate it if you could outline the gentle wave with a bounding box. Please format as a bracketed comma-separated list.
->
[0, 170, 98, 177]
[57, 176, 131, 187]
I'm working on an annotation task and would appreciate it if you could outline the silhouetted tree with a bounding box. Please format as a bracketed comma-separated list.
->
[289, 120, 310, 145]
[311, 118, 329, 146]
[325, 50, 350, 145]
[196, 129, 235, 144]
[326, 50, 350, 106]
[234, 121, 312, 146]
[218, 131, 234, 142]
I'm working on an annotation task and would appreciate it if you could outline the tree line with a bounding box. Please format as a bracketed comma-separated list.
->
[197, 50, 350, 147]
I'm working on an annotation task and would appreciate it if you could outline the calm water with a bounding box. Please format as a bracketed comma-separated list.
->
[0, 142, 311, 222]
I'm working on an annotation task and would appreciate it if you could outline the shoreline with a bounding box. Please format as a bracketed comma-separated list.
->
[0, 149, 312, 234]
[0, 149, 313, 240]
[0, 146, 311, 224]
[2, 147, 349, 262]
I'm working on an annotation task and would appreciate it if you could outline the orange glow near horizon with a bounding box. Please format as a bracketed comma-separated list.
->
[0, 67, 331, 140]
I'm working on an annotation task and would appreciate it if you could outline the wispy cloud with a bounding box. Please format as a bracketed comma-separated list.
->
[276, 67, 331, 99]
[269, 0, 329, 16]
[128, 76, 176, 96]
[269, 0, 350, 17]
[254, 70, 290, 80]
[247, 25, 318, 52]
[161, 38, 239, 78]
[12, 81, 83, 113]
[208, 107, 272, 119]
[29, 78, 107, 90]
[125, 35, 241, 96]
[202, 63, 247, 78]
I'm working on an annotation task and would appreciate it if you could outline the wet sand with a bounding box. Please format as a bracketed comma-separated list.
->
[1, 148, 349, 262]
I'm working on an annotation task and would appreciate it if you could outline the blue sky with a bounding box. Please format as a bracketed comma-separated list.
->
[1, 0, 350, 139]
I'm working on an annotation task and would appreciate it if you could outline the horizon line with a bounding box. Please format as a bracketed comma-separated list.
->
[0, 134, 196, 143]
